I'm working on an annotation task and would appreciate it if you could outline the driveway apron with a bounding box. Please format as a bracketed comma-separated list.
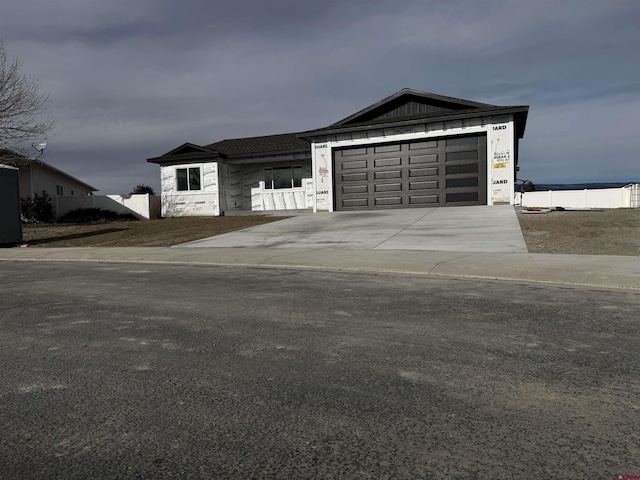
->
[176, 206, 527, 253]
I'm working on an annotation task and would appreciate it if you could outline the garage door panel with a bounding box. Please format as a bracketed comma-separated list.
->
[341, 148, 367, 157]
[375, 183, 402, 193]
[410, 194, 439, 204]
[446, 150, 479, 162]
[374, 157, 402, 167]
[446, 136, 478, 147]
[410, 180, 438, 190]
[334, 135, 486, 210]
[343, 198, 368, 208]
[446, 192, 479, 203]
[446, 164, 478, 175]
[375, 196, 402, 206]
[409, 140, 437, 150]
[342, 172, 368, 182]
[410, 167, 439, 177]
[342, 160, 368, 169]
[446, 177, 478, 188]
[375, 170, 402, 180]
[374, 144, 402, 153]
[342, 185, 368, 194]
[409, 154, 438, 164]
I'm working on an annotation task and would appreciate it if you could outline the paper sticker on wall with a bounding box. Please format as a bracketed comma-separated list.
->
[490, 123, 513, 204]
[315, 144, 330, 210]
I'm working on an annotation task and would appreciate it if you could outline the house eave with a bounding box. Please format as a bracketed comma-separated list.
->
[222, 147, 310, 160]
[224, 150, 312, 165]
[147, 151, 221, 165]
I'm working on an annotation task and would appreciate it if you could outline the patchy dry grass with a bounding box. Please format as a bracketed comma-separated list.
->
[22, 216, 288, 247]
[21, 209, 640, 255]
[517, 208, 640, 256]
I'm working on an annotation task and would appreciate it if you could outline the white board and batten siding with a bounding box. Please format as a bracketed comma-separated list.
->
[312, 115, 517, 212]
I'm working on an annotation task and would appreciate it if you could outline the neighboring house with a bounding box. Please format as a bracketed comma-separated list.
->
[147, 88, 529, 217]
[0, 149, 97, 200]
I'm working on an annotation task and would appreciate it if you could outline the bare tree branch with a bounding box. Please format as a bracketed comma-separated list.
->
[0, 41, 55, 155]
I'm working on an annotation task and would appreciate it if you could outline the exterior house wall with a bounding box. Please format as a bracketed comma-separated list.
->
[219, 163, 243, 212]
[311, 115, 516, 211]
[158, 159, 314, 217]
[19, 164, 93, 199]
[18, 164, 32, 198]
[161, 162, 220, 217]
[241, 161, 313, 212]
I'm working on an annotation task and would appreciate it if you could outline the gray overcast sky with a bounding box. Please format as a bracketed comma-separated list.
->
[1, 0, 638, 193]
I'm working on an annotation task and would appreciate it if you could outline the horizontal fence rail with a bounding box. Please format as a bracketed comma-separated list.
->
[515, 184, 639, 209]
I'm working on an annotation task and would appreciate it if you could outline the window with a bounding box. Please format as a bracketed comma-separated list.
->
[177, 167, 201, 191]
[56, 185, 64, 196]
[264, 166, 303, 189]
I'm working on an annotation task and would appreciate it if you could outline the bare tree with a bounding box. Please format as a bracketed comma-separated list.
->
[0, 41, 54, 156]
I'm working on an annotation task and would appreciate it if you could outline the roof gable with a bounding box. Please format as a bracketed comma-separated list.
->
[161, 143, 217, 157]
[331, 88, 496, 127]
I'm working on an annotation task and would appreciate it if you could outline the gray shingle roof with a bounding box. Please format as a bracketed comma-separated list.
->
[206, 133, 309, 156]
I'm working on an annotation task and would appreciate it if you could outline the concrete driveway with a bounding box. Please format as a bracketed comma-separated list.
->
[178, 205, 528, 253]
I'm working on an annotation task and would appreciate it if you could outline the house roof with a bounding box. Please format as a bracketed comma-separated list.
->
[148, 133, 310, 164]
[148, 88, 529, 165]
[206, 133, 309, 157]
[0, 149, 98, 191]
[329, 88, 495, 128]
[299, 88, 529, 139]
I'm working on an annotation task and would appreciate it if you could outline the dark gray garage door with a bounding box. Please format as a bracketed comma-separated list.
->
[334, 134, 487, 210]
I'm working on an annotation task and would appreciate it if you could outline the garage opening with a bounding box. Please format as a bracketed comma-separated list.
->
[333, 134, 487, 210]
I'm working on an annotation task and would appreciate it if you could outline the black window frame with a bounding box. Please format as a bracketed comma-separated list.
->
[263, 165, 303, 190]
[176, 167, 202, 191]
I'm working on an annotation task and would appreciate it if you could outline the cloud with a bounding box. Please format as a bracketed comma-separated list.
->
[1, 0, 638, 195]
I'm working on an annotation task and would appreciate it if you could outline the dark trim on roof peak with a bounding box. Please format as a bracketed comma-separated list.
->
[329, 89, 497, 128]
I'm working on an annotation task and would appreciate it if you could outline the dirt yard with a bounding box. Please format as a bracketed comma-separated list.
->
[21, 216, 287, 248]
[19, 209, 640, 255]
[517, 208, 640, 256]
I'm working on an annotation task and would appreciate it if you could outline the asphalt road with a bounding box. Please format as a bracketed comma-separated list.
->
[1, 261, 639, 479]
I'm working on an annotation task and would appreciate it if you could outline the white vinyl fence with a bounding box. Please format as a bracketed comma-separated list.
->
[55, 194, 161, 220]
[515, 184, 639, 209]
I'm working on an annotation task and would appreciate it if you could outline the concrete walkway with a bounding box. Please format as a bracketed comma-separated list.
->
[2, 206, 638, 291]
[1, 247, 639, 291]
[178, 206, 528, 253]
